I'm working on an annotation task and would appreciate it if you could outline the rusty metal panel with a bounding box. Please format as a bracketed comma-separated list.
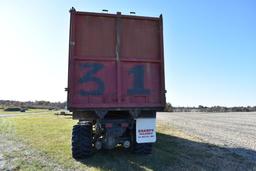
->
[121, 62, 161, 104]
[120, 18, 160, 60]
[67, 10, 166, 110]
[74, 14, 116, 58]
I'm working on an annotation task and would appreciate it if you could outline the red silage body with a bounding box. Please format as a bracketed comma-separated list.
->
[67, 10, 166, 111]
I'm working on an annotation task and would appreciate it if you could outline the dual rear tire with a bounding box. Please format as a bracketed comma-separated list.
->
[72, 124, 92, 159]
[71, 123, 152, 159]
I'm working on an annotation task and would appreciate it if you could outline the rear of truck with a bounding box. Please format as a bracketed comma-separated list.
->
[67, 8, 166, 159]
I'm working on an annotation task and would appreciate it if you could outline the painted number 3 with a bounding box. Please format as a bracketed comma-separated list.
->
[79, 63, 105, 96]
[79, 64, 150, 96]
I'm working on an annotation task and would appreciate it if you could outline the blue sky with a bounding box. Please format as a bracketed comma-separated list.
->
[0, 0, 255, 106]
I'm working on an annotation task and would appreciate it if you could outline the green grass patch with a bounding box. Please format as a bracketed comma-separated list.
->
[0, 119, 15, 135]
[0, 113, 220, 170]
[0, 113, 182, 170]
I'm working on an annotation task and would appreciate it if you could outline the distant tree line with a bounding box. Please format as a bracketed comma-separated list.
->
[0, 100, 66, 110]
[164, 103, 256, 112]
[1, 100, 255, 112]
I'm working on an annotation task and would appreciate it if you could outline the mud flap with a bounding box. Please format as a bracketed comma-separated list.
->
[136, 118, 156, 143]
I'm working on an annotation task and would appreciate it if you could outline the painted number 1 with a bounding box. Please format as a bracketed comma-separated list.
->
[128, 65, 150, 95]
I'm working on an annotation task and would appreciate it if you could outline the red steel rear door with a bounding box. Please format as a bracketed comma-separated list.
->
[67, 10, 165, 110]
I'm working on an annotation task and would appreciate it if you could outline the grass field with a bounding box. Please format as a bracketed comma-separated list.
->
[1, 111, 255, 170]
[0, 112, 183, 170]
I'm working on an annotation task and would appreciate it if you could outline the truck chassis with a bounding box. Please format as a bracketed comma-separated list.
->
[71, 110, 155, 159]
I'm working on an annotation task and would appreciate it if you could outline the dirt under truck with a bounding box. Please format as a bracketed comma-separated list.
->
[67, 8, 166, 159]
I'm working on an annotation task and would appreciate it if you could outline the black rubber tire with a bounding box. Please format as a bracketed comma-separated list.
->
[72, 124, 92, 159]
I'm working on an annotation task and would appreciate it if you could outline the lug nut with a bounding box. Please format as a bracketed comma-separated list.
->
[95, 141, 102, 150]
[123, 140, 130, 148]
